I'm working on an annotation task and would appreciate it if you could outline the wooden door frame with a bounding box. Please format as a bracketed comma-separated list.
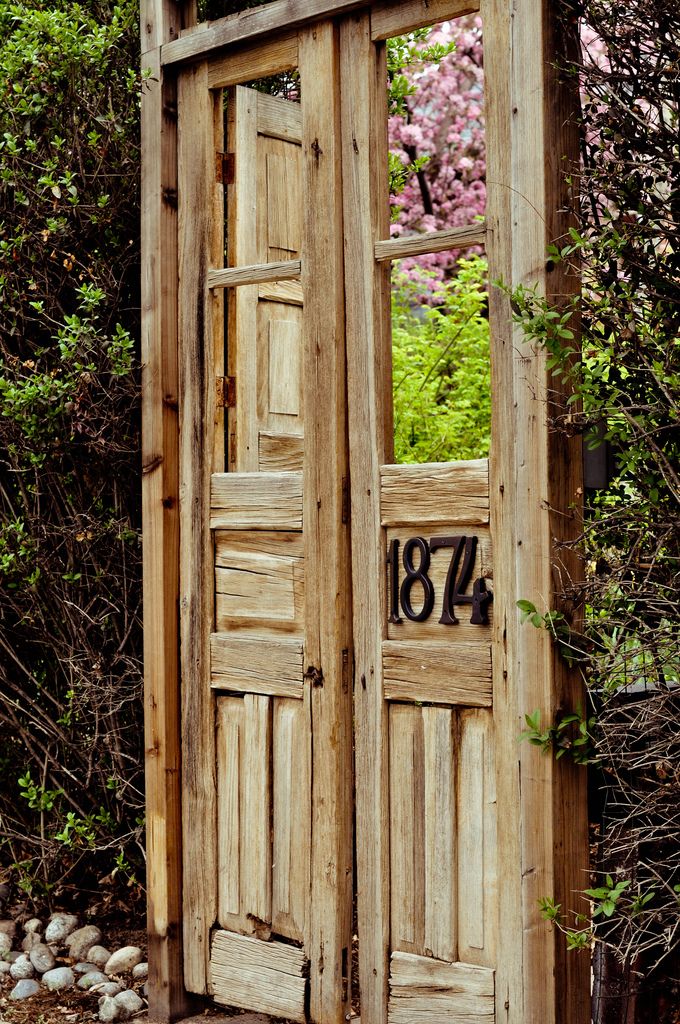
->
[141, 0, 589, 1021]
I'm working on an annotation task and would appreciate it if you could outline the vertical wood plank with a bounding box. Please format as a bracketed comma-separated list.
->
[422, 707, 456, 963]
[389, 706, 425, 955]
[457, 709, 497, 966]
[299, 22, 354, 1024]
[217, 697, 243, 923]
[339, 14, 392, 1024]
[178, 61, 220, 996]
[484, 0, 589, 1020]
[272, 695, 311, 941]
[141, 1, 195, 1018]
[227, 86, 259, 472]
[242, 694, 273, 925]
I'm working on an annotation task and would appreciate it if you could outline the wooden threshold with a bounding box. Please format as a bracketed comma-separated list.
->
[374, 224, 485, 263]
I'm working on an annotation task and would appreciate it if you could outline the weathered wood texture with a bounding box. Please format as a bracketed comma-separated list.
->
[340, 15, 392, 1024]
[382, 640, 491, 705]
[380, 460, 489, 526]
[388, 952, 494, 1024]
[177, 62, 221, 996]
[210, 930, 308, 1022]
[300, 23, 354, 1024]
[482, 0, 589, 1020]
[210, 472, 303, 530]
[208, 259, 301, 290]
[141, 0, 196, 1018]
[211, 634, 304, 696]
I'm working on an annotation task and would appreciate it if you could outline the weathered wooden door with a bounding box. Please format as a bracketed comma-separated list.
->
[143, 3, 590, 1023]
[177, 28, 352, 1024]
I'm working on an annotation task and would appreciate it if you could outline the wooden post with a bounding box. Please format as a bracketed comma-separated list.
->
[178, 61, 224, 997]
[339, 14, 392, 1024]
[484, 0, 590, 1021]
[299, 23, 355, 1024]
[141, 1, 195, 1020]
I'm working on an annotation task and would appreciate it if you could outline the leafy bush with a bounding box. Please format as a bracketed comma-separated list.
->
[0, 0, 143, 901]
[392, 256, 490, 463]
[512, 0, 680, 1013]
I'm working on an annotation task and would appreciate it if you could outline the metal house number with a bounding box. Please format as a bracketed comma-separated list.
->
[387, 535, 492, 626]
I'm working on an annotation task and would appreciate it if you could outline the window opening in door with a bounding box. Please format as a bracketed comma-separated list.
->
[384, 17, 488, 465]
[215, 76, 304, 474]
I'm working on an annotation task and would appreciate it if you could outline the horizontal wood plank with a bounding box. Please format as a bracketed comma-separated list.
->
[208, 259, 301, 290]
[208, 31, 298, 88]
[371, 0, 481, 41]
[162, 0, 366, 66]
[211, 633, 304, 697]
[388, 952, 494, 1024]
[257, 91, 303, 145]
[382, 640, 491, 706]
[211, 929, 307, 1023]
[210, 471, 302, 529]
[380, 460, 489, 527]
[374, 225, 485, 263]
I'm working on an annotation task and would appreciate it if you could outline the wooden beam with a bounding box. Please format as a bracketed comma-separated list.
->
[374, 224, 485, 263]
[141, 1, 195, 1020]
[162, 0, 363, 66]
[483, 0, 589, 1020]
[370, 0, 480, 41]
[300, 22, 354, 1024]
[177, 60, 221, 996]
[207, 259, 301, 289]
[339, 14, 392, 1024]
[207, 30, 298, 88]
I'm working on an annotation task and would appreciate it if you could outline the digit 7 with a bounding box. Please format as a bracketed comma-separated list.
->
[429, 535, 491, 625]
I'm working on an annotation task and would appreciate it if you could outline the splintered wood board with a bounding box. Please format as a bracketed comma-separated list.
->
[211, 929, 308, 1022]
[388, 951, 495, 1024]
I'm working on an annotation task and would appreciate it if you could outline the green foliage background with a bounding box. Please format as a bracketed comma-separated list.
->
[392, 257, 490, 463]
[0, 0, 144, 900]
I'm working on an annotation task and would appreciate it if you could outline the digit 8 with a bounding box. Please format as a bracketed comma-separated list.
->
[399, 537, 435, 622]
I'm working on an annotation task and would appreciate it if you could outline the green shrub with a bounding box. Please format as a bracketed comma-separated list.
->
[0, 0, 143, 901]
[392, 256, 490, 463]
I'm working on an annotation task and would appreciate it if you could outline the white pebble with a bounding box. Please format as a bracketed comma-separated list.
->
[104, 945, 143, 976]
[98, 994, 121, 1022]
[45, 912, 79, 945]
[42, 965, 75, 991]
[9, 978, 40, 1000]
[23, 917, 42, 934]
[88, 944, 112, 968]
[9, 954, 34, 980]
[131, 961, 148, 980]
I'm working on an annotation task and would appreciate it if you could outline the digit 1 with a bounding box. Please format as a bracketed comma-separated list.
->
[387, 538, 402, 623]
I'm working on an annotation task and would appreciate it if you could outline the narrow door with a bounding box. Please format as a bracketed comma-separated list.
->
[178, 28, 353, 1024]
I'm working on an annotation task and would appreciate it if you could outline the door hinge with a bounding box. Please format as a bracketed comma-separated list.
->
[216, 376, 236, 408]
[216, 151, 235, 185]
